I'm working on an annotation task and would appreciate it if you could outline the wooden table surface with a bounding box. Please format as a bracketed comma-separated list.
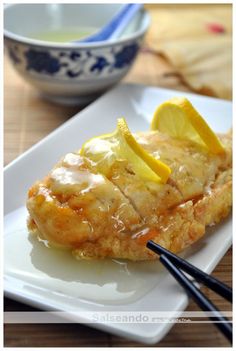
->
[4, 45, 232, 347]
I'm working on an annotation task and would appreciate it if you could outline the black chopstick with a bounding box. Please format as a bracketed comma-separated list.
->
[147, 240, 232, 302]
[159, 254, 232, 343]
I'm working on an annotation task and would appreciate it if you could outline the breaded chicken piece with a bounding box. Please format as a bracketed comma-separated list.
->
[27, 131, 232, 260]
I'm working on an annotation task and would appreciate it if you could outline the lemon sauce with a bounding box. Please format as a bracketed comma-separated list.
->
[27, 27, 97, 43]
[5, 206, 164, 305]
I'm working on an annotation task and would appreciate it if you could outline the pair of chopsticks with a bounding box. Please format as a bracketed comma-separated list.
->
[146, 240, 232, 343]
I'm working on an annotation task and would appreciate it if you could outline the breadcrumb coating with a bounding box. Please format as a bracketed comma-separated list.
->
[27, 131, 232, 260]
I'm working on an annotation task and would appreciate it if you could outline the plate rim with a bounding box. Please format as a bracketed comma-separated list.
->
[4, 83, 232, 172]
[4, 83, 232, 344]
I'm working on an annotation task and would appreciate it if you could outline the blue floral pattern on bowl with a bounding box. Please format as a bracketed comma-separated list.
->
[25, 50, 63, 74]
[7, 41, 140, 79]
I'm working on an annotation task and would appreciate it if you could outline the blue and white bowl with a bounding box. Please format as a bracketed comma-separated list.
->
[4, 4, 150, 105]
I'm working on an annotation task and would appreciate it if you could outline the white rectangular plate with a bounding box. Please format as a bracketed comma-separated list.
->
[4, 84, 232, 344]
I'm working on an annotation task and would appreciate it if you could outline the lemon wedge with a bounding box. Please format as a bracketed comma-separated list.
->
[151, 97, 225, 154]
[81, 118, 171, 183]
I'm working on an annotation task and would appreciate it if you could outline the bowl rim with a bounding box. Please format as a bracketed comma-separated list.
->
[4, 4, 150, 49]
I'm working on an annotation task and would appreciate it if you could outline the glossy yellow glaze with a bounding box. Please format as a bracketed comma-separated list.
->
[27, 131, 232, 260]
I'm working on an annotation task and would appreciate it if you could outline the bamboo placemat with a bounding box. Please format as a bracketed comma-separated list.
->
[4, 35, 232, 347]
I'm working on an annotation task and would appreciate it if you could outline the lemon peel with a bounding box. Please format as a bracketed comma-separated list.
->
[117, 118, 171, 183]
[81, 118, 171, 183]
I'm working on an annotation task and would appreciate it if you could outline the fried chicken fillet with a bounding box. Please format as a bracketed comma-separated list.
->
[27, 131, 232, 260]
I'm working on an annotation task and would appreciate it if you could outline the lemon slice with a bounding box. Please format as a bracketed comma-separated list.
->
[151, 97, 225, 154]
[117, 118, 171, 183]
[81, 118, 171, 183]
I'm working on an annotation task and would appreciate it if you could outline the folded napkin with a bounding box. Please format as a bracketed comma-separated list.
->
[145, 4, 232, 99]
